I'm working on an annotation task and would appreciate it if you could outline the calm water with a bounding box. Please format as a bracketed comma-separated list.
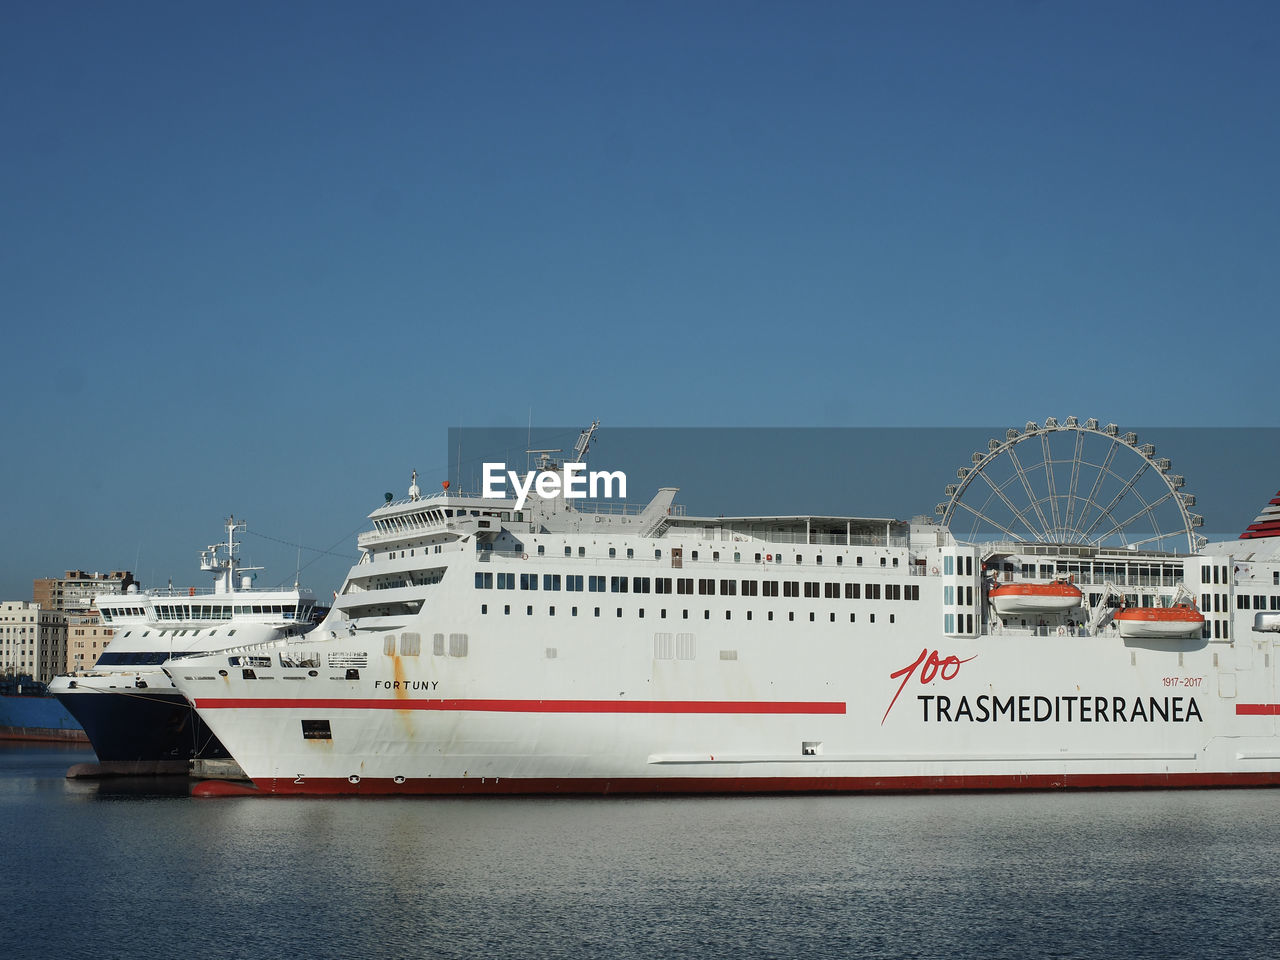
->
[3, 743, 1278, 960]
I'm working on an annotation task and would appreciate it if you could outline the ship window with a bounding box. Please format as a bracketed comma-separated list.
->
[538, 545, 545, 556]
[384, 635, 396, 656]
[704, 610, 710, 619]
[870, 613, 876, 624]
[816, 555, 823, 565]
[579, 547, 585, 557]
[830, 613, 835, 622]
[713, 551, 720, 561]
[400, 633, 421, 656]
[796, 555, 802, 564]
[609, 548, 616, 558]
[549, 606, 555, 616]
[527, 605, 533, 615]
[720, 579, 736, 596]
[611, 576, 628, 593]
[595, 607, 600, 617]
[617, 608, 623, 618]
[734, 552, 741, 562]
[449, 633, 468, 657]
[768, 611, 773, 621]
[475, 572, 492, 589]
[655, 550, 662, 559]
[628, 549, 634, 559]
[520, 574, 538, 590]
[565, 546, 572, 556]
[572, 607, 578, 616]
[944, 556, 954, 575]
[692, 551, 699, 561]
[481, 604, 487, 614]
[543, 574, 561, 591]
[754, 553, 761, 563]
[566, 575, 583, 592]
[504, 605, 510, 615]
[788, 612, 794, 622]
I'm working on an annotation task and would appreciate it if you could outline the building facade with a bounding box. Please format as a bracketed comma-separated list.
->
[33, 570, 136, 613]
[0, 601, 68, 683]
[64, 609, 114, 674]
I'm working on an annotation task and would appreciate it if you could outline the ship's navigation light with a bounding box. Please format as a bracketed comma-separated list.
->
[443, 480, 451, 490]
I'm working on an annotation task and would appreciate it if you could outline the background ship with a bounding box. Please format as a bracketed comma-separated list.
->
[0, 674, 85, 742]
[51, 517, 324, 774]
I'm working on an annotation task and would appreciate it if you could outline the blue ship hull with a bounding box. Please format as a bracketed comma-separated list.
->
[54, 688, 229, 761]
[0, 687, 86, 742]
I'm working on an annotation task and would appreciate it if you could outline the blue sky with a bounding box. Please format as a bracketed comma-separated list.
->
[2, 1, 1277, 599]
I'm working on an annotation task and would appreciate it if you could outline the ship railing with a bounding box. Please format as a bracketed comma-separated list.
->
[120, 585, 314, 599]
[991, 571, 1184, 588]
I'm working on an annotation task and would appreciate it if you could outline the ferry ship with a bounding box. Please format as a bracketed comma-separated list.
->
[168, 421, 1280, 796]
[50, 518, 323, 770]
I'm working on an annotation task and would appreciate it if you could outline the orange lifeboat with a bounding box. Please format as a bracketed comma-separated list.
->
[1112, 602, 1204, 639]
[988, 579, 1082, 616]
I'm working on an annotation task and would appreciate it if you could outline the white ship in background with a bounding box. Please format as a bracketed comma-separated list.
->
[168, 420, 1280, 796]
[51, 518, 324, 771]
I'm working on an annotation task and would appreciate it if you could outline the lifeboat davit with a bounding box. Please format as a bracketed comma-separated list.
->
[988, 580, 1082, 616]
[1112, 603, 1204, 639]
[1253, 612, 1280, 634]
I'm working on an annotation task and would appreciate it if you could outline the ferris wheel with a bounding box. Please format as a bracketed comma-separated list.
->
[936, 417, 1204, 553]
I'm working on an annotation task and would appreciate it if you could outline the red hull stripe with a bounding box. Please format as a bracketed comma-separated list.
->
[192, 770, 1280, 798]
[193, 697, 847, 715]
[1236, 704, 1280, 716]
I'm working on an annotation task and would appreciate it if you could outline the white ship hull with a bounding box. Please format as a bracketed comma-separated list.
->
[171, 549, 1280, 796]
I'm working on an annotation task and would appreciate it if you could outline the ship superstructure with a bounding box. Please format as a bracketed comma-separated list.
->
[167, 422, 1280, 795]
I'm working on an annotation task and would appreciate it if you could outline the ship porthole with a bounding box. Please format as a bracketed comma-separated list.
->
[393, 776, 406, 784]
[348, 775, 361, 784]
[218, 669, 228, 677]
[308, 670, 318, 677]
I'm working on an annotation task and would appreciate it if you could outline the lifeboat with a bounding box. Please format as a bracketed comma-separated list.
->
[1254, 612, 1280, 634]
[1112, 603, 1204, 639]
[988, 579, 1082, 616]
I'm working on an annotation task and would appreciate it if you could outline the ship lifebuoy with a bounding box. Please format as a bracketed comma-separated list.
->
[931, 565, 939, 575]
[1057, 626, 1066, 637]
[521, 553, 528, 560]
